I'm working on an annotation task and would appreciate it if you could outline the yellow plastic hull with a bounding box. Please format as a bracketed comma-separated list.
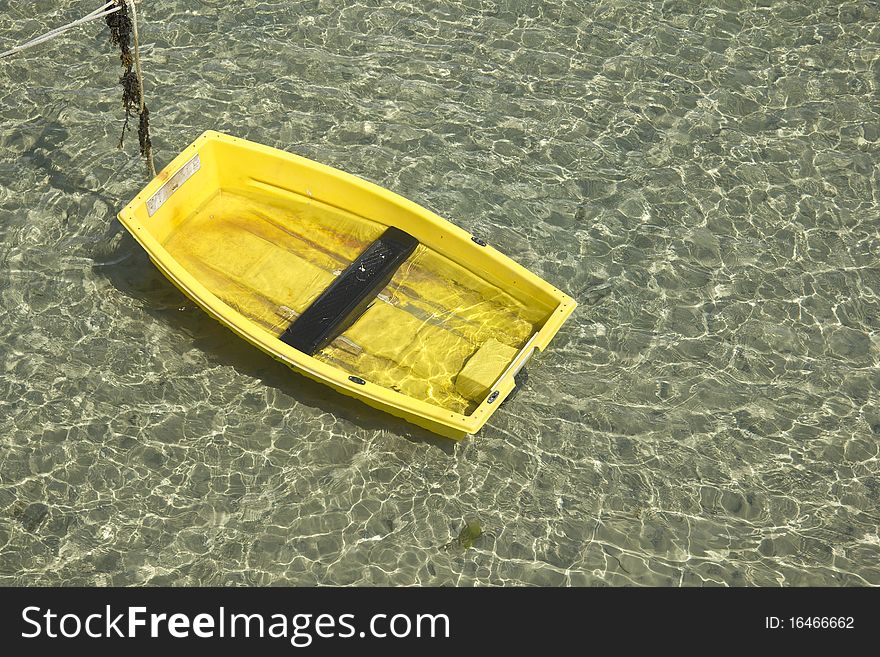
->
[117, 131, 575, 439]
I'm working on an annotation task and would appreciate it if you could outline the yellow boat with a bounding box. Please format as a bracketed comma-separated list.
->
[117, 131, 575, 439]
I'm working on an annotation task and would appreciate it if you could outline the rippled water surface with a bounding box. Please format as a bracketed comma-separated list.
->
[1, 0, 879, 586]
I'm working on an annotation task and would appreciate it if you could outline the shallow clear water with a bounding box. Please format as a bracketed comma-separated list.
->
[1, 0, 879, 586]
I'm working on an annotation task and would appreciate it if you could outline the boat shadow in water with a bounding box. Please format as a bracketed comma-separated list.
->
[96, 225, 456, 454]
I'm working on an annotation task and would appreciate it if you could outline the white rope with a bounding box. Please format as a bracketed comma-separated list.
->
[18, 2, 115, 45]
[40, 2, 119, 39]
[0, 2, 122, 60]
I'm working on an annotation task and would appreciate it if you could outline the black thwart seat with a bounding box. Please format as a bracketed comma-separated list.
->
[280, 226, 419, 355]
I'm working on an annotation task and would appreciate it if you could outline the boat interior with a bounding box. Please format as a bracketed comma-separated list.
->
[163, 187, 551, 415]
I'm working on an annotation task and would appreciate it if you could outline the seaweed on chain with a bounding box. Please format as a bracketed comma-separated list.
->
[106, 1, 149, 155]
[138, 106, 152, 158]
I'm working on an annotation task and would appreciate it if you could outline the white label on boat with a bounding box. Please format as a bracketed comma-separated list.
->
[146, 154, 201, 216]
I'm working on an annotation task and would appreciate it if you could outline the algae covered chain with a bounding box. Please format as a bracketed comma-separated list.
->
[117, 132, 576, 439]
[105, 0, 156, 178]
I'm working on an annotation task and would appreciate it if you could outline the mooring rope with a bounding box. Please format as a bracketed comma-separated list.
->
[0, 2, 122, 59]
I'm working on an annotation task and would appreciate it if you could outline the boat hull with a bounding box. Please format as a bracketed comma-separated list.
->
[118, 131, 575, 439]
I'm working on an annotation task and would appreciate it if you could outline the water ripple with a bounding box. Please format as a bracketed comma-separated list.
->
[0, 0, 878, 586]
